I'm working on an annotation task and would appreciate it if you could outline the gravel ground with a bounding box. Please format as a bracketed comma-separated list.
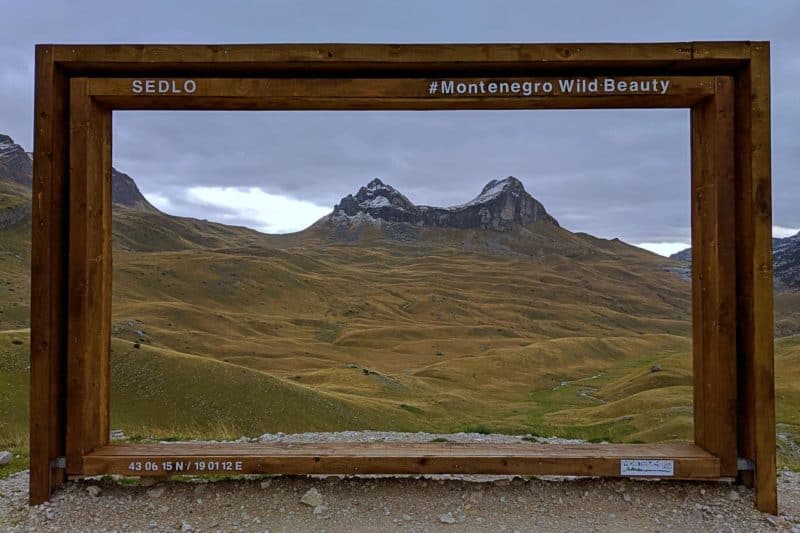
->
[253, 431, 586, 445]
[1, 432, 799, 532]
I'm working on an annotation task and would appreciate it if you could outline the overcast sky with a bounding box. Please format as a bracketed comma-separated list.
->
[1, 1, 798, 255]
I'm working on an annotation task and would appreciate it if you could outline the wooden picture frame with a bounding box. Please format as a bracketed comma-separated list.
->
[29, 42, 775, 513]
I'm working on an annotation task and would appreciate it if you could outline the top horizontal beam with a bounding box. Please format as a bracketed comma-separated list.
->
[37, 42, 757, 76]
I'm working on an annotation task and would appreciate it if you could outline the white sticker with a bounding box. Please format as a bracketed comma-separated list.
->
[620, 459, 674, 476]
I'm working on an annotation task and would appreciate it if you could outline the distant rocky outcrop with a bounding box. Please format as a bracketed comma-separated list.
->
[670, 232, 800, 291]
[773, 233, 800, 290]
[669, 248, 692, 263]
[332, 176, 558, 232]
[0, 134, 33, 187]
[111, 168, 159, 213]
[0, 133, 159, 213]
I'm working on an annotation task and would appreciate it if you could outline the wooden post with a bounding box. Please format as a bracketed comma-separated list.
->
[29, 45, 69, 505]
[691, 77, 737, 478]
[733, 42, 777, 515]
[65, 78, 113, 474]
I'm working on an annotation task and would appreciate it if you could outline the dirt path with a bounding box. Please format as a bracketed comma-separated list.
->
[2, 470, 799, 532]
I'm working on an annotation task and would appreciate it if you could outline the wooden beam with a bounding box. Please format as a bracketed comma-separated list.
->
[29, 44, 69, 505]
[692, 42, 752, 61]
[49, 42, 696, 67]
[83, 442, 721, 479]
[713, 77, 738, 479]
[734, 49, 756, 494]
[40, 42, 754, 78]
[749, 42, 777, 516]
[691, 91, 707, 454]
[81, 76, 715, 111]
[99, 105, 113, 451]
[65, 79, 112, 474]
[732, 42, 776, 515]
[690, 77, 738, 476]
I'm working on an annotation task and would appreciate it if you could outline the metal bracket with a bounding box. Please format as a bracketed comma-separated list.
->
[737, 457, 754, 471]
[50, 456, 66, 469]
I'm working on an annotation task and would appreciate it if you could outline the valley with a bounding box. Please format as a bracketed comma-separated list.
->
[1, 132, 799, 477]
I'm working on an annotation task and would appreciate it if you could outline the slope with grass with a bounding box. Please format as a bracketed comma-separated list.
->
[1, 141, 799, 476]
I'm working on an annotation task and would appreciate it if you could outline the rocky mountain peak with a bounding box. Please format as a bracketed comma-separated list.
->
[0, 131, 159, 214]
[360, 177, 403, 201]
[366, 177, 387, 189]
[111, 168, 160, 213]
[331, 175, 558, 231]
[670, 231, 800, 291]
[480, 176, 524, 196]
[0, 134, 33, 187]
[334, 177, 416, 217]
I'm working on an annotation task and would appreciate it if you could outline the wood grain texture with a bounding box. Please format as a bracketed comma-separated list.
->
[40, 43, 755, 78]
[65, 78, 89, 474]
[99, 109, 112, 449]
[749, 42, 777, 516]
[690, 100, 706, 452]
[734, 49, 757, 492]
[49, 42, 696, 67]
[88, 76, 717, 95]
[66, 79, 113, 474]
[82, 442, 721, 479]
[730, 42, 777, 513]
[29, 44, 69, 505]
[691, 42, 752, 61]
[82, 76, 715, 111]
[704, 77, 737, 477]
[690, 79, 737, 475]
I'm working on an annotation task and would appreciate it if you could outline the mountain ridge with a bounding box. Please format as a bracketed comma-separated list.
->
[0, 132, 267, 251]
[0, 133, 158, 214]
[670, 234, 800, 291]
[331, 176, 558, 231]
[0, 135, 32, 188]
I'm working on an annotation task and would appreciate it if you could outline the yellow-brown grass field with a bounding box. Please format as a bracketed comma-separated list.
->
[1, 206, 799, 476]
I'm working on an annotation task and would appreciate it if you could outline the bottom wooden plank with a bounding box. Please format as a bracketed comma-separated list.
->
[83, 442, 721, 479]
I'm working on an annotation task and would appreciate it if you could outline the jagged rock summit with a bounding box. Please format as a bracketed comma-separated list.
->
[332, 176, 558, 231]
[0, 134, 33, 187]
[0, 133, 158, 213]
[111, 168, 160, 213]
[670, 231, 800, 291]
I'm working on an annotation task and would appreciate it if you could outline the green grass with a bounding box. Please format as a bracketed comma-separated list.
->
[463, 424, 493, 435]
[399, 404, 424, 414]
[0, 432, 28, 478]
[109, 337, 430, 437]
[0, 328, 28, 478]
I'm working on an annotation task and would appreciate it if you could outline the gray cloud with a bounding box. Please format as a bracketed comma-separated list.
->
[1, 0, 798, 244]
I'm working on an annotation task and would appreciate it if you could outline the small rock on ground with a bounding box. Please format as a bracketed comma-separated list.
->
[300, 487, 324, 507]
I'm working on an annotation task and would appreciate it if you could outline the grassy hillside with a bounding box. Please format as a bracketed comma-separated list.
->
[3, 328, 799, 478]
[102, 229, 697, 442]
[0, 329, 428, 476]
[1, 194, 799, 478]
[0, 217, 30, 330]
